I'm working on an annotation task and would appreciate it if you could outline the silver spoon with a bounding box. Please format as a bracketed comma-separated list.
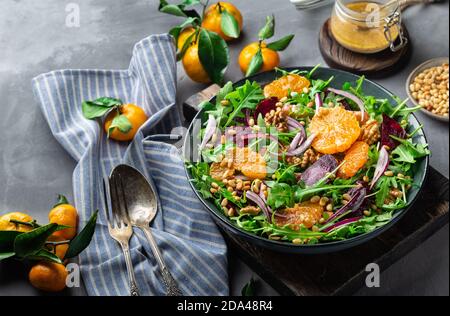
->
[110, 164, 182, 296]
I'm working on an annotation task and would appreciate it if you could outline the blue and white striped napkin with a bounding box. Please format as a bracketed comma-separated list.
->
[32, 34, 229, 296]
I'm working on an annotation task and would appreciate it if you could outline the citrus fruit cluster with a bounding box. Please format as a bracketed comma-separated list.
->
[159, 1, 295, 84]
[0, 195, 98, 292]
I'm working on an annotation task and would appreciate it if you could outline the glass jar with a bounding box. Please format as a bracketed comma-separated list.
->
[330, 0, 408, 54]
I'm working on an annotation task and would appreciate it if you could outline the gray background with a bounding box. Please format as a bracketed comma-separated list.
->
[0, 0, 448, 296]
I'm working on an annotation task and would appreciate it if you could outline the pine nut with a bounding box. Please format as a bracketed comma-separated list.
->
[221, 198, 228, 207]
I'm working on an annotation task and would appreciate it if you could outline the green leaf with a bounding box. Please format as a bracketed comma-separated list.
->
[181, 0, 201, 5]
[220, 10, 240, 38]
[375, 176, 391, 207]
[267, 183, 295, 209]
[198, 29, 229, 85]
[169, 17, 199, 43]
[0, 252, 15, 261]
[245, 48, 263, 77]
[159, 3, 188, 17]
[223, 80, 264, 127]
[108, 114, 133, 136]
[13, 223, 59, 258]
[258, 15, 275, 41]
[266, 34, 294, 51]
[25, 249, 62, 264]
[390, 136, 430, 164]
[65, 210, 98, 259]
[82, 97, 122, 120]
[0, 231, 21, 252]
[216, 81, 233, 106]
[159, 0, 200, 18]
[241, 278, 256, 296]
[53, 194, 69, 208]
[177, 30, 197, 60]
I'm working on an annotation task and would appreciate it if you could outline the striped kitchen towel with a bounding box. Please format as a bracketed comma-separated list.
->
[31, 34, 228, 296]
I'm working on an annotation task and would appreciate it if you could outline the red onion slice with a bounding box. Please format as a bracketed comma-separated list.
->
[323, 216, 362, 233]
[287, 117, 302, 129]
[370, 146, 390, 190]
[315, 93, 322, 115]
[199, 114, 217, 150]
[327, 88, 365, 122]
[246, 191, 272, 223]
[324, 186, 367, 224]
[288, 130, 306, 152]
[286, 133, 317, 156]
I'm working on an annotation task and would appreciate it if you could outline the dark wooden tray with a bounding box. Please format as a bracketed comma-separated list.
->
[224, 166, 449, 296]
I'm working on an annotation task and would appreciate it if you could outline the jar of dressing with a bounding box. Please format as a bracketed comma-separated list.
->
[330, 0, 408, 54]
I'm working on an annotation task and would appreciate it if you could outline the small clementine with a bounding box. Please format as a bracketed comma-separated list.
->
[104, 104, 148, 142]
[202, 2, 243, 41]
[239, 42, 280, 75]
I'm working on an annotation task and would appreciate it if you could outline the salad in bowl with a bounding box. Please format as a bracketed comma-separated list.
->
[186, 66, 430, 248]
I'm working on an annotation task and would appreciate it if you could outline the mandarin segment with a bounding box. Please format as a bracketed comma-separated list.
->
[275, 201, 324, 229]
[263, 74, 310, 99]
[337, 141, 370, 179]
[226, 147, 267, 180]
[309, 107, 361, 154]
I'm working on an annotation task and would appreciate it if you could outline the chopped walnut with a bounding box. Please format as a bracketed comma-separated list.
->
[264, 107, 288, 132]
[359, 118, 380, 145]
[286, 148, 321, 168]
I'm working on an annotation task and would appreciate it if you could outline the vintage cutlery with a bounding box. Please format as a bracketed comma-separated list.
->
[102, 175, 140, 296]
[111, 164, 182, 296]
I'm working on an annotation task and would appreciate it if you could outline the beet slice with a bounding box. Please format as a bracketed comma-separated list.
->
[381, 114, 406, 150]
[300, 154, 338, 187]
[254, 97, 278, 121]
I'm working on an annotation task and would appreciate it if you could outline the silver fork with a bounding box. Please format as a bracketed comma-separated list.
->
[102, 176, 140, 296]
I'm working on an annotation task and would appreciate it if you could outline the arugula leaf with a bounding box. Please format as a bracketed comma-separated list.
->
[275, 163, 298, 185]
[216, 81, 234, 107]
[224, 80, 264, 127]
[391, 135, 430, 164]
[258, 15, 275, 41]
[267, 183, 295, 209]
[375, 176, 392, 207]
[205, 82, 234, 126]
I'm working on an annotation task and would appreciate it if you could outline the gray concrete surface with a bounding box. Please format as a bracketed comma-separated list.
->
[0, 0, 448, 296]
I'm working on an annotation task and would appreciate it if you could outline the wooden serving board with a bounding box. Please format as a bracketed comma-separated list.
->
[224, 166, 449, 296]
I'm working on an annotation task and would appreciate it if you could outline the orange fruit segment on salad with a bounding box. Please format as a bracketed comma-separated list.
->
[227, 147, 267, 180]
[275, 201, 324, 229]
[263, 74, 310, 99]
[337, 141, 370, 179]
[309, 107, 361, 154]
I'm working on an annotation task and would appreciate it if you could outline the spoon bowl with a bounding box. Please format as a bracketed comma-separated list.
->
[109, 164, 182, 296]
[111, 164, 158, 226]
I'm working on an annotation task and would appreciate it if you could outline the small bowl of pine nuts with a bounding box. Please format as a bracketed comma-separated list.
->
[406, 57, 449, 122]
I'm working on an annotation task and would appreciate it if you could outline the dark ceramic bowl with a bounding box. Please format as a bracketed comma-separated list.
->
[184, 67, 429, 254]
